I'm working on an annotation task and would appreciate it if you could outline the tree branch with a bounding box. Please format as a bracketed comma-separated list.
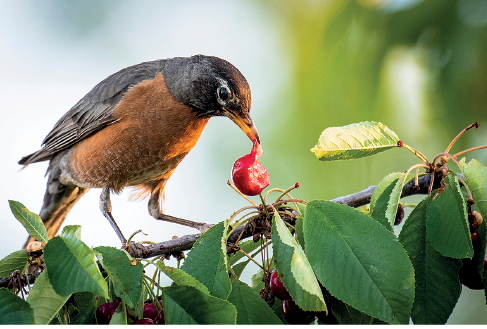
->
[0, 172, 450, 287]
[128, 173, 447, 258]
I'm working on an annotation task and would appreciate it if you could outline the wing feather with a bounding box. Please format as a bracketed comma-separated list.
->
[19, 60, 167, 165]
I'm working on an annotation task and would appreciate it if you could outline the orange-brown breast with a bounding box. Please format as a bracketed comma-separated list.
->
[68, 73, 209, 193]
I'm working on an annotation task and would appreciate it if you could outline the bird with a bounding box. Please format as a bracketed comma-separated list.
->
[19, 55, 259, 246]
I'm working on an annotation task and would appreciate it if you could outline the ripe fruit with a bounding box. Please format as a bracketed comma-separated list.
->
[459, 229, 486, 290]
[232, 140, 270, 196]
[131, 318, 154, 325]
[459, 259, 487, 290]
[269, 268, 291, 300]
[96, 301, 122, 324]
[282, 299, 316, 324]
[142, 301, 164, 324]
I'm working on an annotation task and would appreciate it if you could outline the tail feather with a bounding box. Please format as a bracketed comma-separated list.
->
[23, 151, 89, 248]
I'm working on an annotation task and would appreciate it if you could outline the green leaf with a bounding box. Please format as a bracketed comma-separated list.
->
[162, 285, 237, 324]
[426, 173, 473, 259]
[459, 158, 487, 216]
[0, 250, 28, 277]
[459, 159, 487, 276]
[70, 292, 97, 324]
[399, 196, 462, 324]
[109, 302, 127, 325]
[386, 173, 414, 227]
[295, 215, 305, 248]
[44, 225, 108, 298]
[250, 268, 265, 291]
[180, 222, 231, 300]
[328, 294, 385, 324]
[227, 279, 282, 324]
[310, 121, 399, 161]
[370, 172, 402, 230]
[271, 212, 327, 312]
[370, 172, 414, 229]
[0, 288, 35, 324]
[232, 260, 250, 279]
[155, 261, 209, 294]
[8, 200, 48, 244]
[93, 246, 143, 308]
[25, 270, 71, 324]
[303, 200, 414, 324]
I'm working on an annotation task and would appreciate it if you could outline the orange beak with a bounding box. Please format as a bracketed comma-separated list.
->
[223, 109, 260, 144]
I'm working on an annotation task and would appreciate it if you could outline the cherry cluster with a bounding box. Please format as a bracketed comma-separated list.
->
[95, 300, 164, 325]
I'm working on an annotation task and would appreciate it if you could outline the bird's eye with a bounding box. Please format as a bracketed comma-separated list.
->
[218, 86, 231, 101]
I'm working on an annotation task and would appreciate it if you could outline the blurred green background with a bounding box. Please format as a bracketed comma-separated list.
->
[1, 0, 486, 324]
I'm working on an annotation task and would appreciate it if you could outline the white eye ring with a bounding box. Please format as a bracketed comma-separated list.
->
[217, 85, 231, 102]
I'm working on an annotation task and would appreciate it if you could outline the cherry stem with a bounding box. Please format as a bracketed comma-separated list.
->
[238, 248, 264, 270]
[126, 229, 146, 247]
[227, 180, 259, 207]
[273, 199, 307, 207]
[259, 193, 270, 219]
[226, 212, 259, 239]
[453, 144, 487, 159]
[404, 163, 430, 184]
[263, 188, 286, 200]
[457, 176, 473, 201]
[402, 143, 430, 164]
[265, 237, 270, 274]
[274, 182, 300, 204]
[445, 122, 479, 153]
[432, 152, 453, 167]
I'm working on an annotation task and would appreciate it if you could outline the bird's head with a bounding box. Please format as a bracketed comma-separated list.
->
[163, 55, 260, 144]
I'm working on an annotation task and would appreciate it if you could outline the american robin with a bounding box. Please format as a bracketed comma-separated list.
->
[19, 55, 259, 245]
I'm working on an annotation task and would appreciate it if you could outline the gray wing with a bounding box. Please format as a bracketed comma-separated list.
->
[19, 60, 167, 165]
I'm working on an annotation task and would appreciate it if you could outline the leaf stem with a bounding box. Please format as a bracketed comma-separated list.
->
[402, 143, 430, 164]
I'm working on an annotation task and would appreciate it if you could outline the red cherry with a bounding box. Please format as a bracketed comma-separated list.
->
[269, 268, 291, 300]
[131, 318, 154, 325]
[142, 301, 164, 324]
[232, 140, 270, 196]
[282, 299, 316, 324]
[459, 259, 487, 290]
[471, 230, 479, 244]
[459, 230, 486, 290]
[96, 301, 121, 324]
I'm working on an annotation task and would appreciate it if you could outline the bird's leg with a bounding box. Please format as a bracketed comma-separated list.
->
[100, 185, 127, 245]
[148, 189, 212, 233]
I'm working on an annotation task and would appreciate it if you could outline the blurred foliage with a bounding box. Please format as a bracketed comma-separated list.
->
[259, 0, 487, 203]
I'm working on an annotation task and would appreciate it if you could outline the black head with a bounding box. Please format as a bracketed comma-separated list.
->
[162, 55, 259, 143]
